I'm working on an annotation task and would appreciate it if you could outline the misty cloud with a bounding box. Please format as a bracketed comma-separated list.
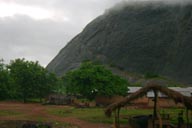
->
[0, 15, 79, 66]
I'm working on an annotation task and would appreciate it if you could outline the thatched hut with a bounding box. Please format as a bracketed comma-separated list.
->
[105, 82, 192, 128]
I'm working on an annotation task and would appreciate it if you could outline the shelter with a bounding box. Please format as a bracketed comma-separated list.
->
[105, 82, 192, 128]
[46, 94, 75, 105]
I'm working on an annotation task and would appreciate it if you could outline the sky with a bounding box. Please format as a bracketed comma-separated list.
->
[0, 0, 190, 67]
[0, 0, 127, 67]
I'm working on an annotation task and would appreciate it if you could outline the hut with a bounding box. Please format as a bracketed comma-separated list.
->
[128, 87, 192, 108]
[105, 82, 192, 128]
[46, 94, 75, 105]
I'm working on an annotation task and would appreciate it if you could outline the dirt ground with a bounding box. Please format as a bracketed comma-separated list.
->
[0, 102, 111, 128]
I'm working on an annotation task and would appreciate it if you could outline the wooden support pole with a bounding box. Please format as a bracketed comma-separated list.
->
[186, 109, 189, 128]
[153, 90, 158, 128]
[117, 107, 120, 128]
[156, 95, 162, 128]
[114, 110, 116, 128]
[114, 109, 117, 128]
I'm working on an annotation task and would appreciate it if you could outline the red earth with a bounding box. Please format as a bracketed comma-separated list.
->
[0, 101, 111, 128]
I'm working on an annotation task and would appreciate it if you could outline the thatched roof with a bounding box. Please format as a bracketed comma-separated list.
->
[105, 82, 192, 117]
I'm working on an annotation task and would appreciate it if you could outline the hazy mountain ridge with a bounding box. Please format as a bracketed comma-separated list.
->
[47, 2, 192, 85]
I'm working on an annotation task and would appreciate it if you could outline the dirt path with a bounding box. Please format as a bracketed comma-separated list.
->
[0, 102, 111, 128]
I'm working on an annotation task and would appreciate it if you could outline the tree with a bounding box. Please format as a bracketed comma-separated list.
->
[63, 61, 129, 100]
[52, 78, 66, 94]
[8, 58, 57, 102]
[0, 59, 11, 100]
[34, 71, 59, 102]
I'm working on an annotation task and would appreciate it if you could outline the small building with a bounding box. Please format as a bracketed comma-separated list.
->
[128, 87, 192, 107]
[45, 94, 75, 105]
[128, 87, 148, 105]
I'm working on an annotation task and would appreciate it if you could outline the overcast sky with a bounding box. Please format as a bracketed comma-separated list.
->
[0, 0, 190, 67]
[0, 0, 129, 66]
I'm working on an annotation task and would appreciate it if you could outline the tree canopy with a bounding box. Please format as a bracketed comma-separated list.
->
[0, 59, 12, 99]
[0, 58, 59, 102]
[62, 61, 129, 100]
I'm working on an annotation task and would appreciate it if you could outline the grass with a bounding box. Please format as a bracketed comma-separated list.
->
[53, 122, 79, 128]
[0, 120, 78, 128]
[0, 110, 22, 116]
[48, 107, 113, 124]
[0, 101, 191, 127]
[47, 106, 190, 125]
[48, 107, 153, 124]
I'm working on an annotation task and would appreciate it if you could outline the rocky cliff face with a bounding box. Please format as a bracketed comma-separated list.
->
[47, 2, 192, 84]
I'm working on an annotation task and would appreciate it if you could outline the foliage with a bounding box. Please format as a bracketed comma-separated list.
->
[52, 78, 66, 94]
[62, 61, 129, 100]
[0, 58, 59, 102]
[0, 59, 13, 99]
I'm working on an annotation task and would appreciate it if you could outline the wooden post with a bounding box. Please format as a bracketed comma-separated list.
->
[117, 107, 120, 128]
[153, 90, 158, 128]
[186, 109, 189, 128]
[157, 96, 162, 128]
[113, 108, 121, 128]
[114, 109, 117, 128]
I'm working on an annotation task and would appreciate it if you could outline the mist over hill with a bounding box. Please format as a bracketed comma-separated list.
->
[47, 1, 192, 84]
